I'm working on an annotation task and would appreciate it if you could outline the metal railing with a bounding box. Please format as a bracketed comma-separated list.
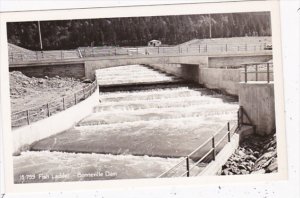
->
[80, 43, 270, 58]
[242, 62, 273, 83]
[158, 119, 238, 178]
[9, 49, 81, 63]
[9, 42, 271, 63]
[11, 81, 97, 128]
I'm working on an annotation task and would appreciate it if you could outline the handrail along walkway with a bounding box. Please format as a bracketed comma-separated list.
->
[9, 42, 272, 63]
[11, 81, 97, 128]
[158, 117, 239, 178]
[241, 62, 273, 83]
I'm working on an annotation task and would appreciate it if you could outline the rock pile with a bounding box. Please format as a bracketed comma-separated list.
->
[10, 71, 83, 98]
[9, 71, 88, 113]
[221, 133, 277, 175]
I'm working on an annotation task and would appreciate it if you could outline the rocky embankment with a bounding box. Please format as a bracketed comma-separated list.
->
[10, 71, 87, 112]
[221, 133, 277, 175]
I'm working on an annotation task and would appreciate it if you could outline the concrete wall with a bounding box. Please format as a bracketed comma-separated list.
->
[208, 55, 272, 68]
[12, 88, 99, 153]
[9, 63, 85, 79]
[199, 68, 273, 96]
[149, 65, 273, 96]
[198, 125, 254, 176]
[199, 68, 241, 95]
[199, 133, 240, 176]
[238, 82, 275, 136]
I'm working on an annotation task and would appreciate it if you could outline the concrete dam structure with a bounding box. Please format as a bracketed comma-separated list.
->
[13, 64, 239, 182]
[11, 40, 275, 182]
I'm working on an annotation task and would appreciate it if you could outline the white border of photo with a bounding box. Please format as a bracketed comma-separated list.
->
[0, 0, 298, 197]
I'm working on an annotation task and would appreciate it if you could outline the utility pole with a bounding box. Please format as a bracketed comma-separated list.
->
[37, 21, 43, 51]
[209, 14, 212, 39]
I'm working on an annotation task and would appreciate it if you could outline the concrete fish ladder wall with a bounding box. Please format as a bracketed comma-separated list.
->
[199, 68, 273, 96]
[12, 88, 99, 154]
[149, 63, 242, 95]
[199, 68, 241, 95]
[239, 83, 275, 135]
[148, 64, 273, 96]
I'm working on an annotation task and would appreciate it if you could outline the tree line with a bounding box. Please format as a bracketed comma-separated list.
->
[7, 12, 271, 50]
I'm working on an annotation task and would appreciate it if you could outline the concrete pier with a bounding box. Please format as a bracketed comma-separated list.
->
[238, 82, 275, 136]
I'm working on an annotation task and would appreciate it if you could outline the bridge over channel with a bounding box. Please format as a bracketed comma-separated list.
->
[9, 49, 272, 82]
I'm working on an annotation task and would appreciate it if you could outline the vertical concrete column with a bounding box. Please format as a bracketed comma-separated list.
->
[84, 61, 96, 81]
[238, 82, 275, 136]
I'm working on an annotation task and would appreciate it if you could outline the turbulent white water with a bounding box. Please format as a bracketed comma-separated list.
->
[94, 96, 234, 112]
[14, 64, 239, 182]
[96, 65, 180, 85]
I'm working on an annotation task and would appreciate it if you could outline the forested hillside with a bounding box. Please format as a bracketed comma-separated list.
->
[7, 12, 271, 50]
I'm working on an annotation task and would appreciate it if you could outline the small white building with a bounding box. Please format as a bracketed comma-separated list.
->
[148, 40, 162, 47]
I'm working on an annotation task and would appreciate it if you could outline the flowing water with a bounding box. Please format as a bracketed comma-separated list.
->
[13, 64, 238, 183]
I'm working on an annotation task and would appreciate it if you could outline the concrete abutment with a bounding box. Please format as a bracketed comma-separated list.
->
[238, 82, 275, 136]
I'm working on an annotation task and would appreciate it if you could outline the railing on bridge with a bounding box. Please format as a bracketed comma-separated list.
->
[80, 43, 271, 58]
[241, 62, 273, 83]
[8, 42, 271, 63]
[9, 49, 81, 63]
[157, 119, 238, 178]
[11, 81, 97, 128]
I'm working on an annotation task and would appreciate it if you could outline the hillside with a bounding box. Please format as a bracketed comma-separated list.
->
[7, 12, 271, 50]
